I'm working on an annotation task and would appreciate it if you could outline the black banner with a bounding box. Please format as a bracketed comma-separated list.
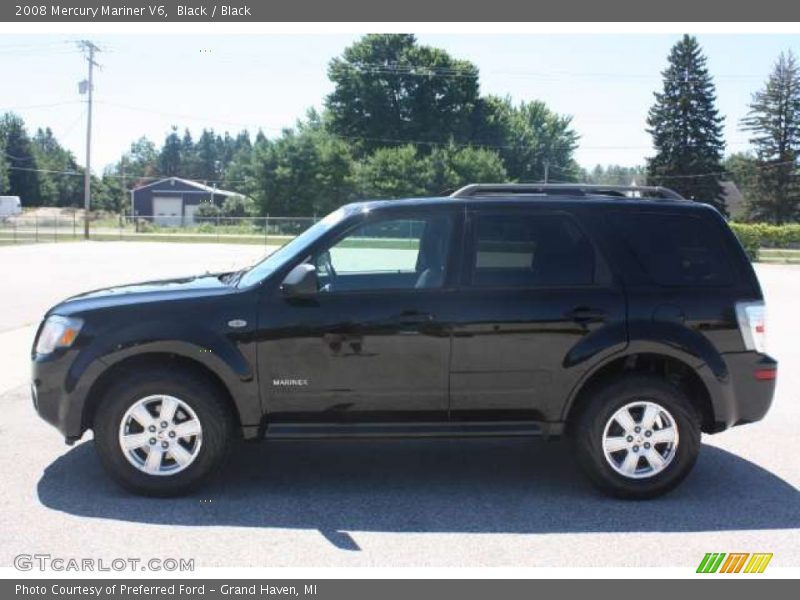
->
[2, 0, 800, 22]
[4, 580, 797, 600]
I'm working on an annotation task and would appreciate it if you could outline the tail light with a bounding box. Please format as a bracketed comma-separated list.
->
[736, 301, 766, 354]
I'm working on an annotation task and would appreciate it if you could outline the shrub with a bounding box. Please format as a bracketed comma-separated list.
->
[221, 195, 256, 218]
[194, 202, 221, 218]
[137, 219, 155, 233]
[729, 222, 800, 261]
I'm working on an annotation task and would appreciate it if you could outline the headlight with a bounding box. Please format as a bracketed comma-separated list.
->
[35, 315, 84, 355]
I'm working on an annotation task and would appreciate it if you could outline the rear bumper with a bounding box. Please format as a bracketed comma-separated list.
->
[701, 352, 777, 432]
[725, 352, 777, 425]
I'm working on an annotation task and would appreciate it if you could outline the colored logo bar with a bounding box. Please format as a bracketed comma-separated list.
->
[697, 553, 773, 573]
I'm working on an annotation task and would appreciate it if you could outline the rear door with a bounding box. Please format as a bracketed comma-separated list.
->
[449, 206, 627, 423]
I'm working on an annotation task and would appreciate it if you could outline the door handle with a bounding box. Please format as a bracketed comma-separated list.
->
[566, 307, 606, 323]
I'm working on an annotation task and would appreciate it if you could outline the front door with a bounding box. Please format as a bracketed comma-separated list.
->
[257, 207, 460, 423]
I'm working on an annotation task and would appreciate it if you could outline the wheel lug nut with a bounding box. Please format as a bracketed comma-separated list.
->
[632, 445, 639, 452]
[161, 441, 169, 449]
[168, 431, 176, 438]
[645, 430, 652, 437]
[626, 436, 634, 442]
[148, 425, 156, 432]
[160, 421, 168, 428]
[644, 442, 651, 449]
[634, 426, 641, 433]
[149, 438, 156, 445]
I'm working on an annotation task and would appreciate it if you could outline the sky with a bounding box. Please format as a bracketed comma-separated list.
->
[1, 33, 799, 174]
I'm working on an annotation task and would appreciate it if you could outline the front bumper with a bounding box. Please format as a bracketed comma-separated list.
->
[31, 348, 103, 444]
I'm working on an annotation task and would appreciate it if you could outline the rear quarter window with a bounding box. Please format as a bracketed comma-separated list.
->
[614, 212, 735, 287]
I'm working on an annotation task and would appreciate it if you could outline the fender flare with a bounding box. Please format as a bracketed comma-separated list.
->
[63, 325, 260, 440]
[560, 325, 731, 427]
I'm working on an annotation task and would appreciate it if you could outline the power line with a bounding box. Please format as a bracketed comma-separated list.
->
[0, 100, 83, 112]
[95, 99, 757, 152]
[5, 165, 253, 186]
[7, 157, 797, 185]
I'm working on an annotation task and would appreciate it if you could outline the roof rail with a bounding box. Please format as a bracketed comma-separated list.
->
[450, 183, 686, 201]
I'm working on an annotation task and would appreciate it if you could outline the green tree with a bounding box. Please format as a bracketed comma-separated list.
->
[221, 195, 256, 217]
[0, 113, 41, 205]
[474, 96, 579, 182]
[0, 150, 8, 193]
[31, 127, 83, 206]
[581, 164, 647, 186]
[646, 35, 726, 211]
[93, 170, 125, 213]
[723, 153, 761, 220]
[194, 202, 221, 218]
[196, 129, 224, 183]
[326, 34, 480, 154]
[251, 116, 355, 216]
[178, 129, 197, 178]
[122, 137, 159, 181]
[158, 127, 183, 176]
[740, 51, 800, 223]
[355, 145, 432, 199]
[428, 144, 508, 193]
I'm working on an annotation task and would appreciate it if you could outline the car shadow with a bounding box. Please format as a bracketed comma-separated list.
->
[37, 438, 800, 550]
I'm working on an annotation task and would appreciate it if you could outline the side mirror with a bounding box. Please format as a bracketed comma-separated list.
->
[281, 263, 318, 297]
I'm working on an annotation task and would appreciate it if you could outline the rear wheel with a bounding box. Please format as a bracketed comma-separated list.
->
[92, 368, 235, 497]
[570, 375, 701, 499]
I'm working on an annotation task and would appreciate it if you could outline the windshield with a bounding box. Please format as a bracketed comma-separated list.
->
[236, 208, 349, 288]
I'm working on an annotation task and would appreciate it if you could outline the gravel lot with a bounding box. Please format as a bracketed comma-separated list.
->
[0, 242, 797, 569]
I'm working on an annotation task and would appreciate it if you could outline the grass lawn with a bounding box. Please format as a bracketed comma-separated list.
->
[758, 248, 800, 264]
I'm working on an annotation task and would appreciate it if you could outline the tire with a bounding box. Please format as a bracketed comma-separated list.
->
[570, 375, 701, 499]
[92, 367, 236, 497]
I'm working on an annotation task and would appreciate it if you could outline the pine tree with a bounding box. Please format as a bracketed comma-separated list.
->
[0, 113, 42, 205]
[646, 35, 726, 212]
[158, 127, 183, 176]
[740, 51, 800, 223]
[0, 149, 8, 194]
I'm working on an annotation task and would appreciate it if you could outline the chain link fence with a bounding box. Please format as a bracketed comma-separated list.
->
[0, 214, 319, 246]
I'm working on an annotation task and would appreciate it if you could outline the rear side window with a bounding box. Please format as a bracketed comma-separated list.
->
[469, 213, 596, 288]
[615, 213, 733, 286]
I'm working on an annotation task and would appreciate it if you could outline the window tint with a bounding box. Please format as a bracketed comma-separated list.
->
[315, 215, 452, 292]
[470, 213, 596, 288]
[616, 213, 733, 286]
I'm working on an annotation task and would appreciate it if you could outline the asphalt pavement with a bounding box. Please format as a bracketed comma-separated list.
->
[0, 242, 797, 568]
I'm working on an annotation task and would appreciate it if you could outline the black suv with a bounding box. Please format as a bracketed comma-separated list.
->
[32, 184, 777, 498]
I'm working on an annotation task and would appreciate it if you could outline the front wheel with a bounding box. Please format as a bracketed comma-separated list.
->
[93, 368, 235, 497]
[570, 375, 701, 499]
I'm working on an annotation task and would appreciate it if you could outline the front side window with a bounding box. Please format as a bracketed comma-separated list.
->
[236, 208, 348, 288]
[314, 214, 452, 293]
[469, 212, 596, 288]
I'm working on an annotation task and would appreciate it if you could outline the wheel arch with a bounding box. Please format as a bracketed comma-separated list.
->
[563, 351, 718, 434]
[82, 352, 245, 436]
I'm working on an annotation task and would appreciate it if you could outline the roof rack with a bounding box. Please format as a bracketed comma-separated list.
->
[450, 183, 686, 201]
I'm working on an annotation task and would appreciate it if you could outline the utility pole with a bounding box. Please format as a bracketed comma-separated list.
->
[78, 40, 100, 239]
[120, 156, 126, 227]
[543, 160, 550, 184]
